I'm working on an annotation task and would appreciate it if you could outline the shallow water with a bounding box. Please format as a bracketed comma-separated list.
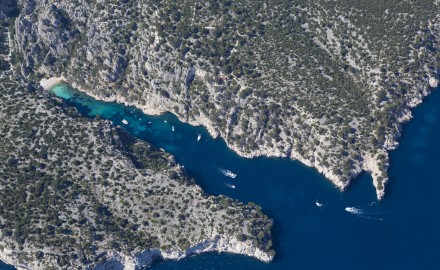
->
[2, 84, 439, 269]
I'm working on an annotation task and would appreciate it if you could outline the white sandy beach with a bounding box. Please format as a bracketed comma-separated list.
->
[39, 76, 66, 90]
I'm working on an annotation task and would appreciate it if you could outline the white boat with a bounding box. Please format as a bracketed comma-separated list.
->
[164, 120, 167, 123]
[315, 200, 323, 207]
[345, 207, 362, 214]
[225, 183, 236, 189]
[197, 134, 201, 141]
[172, 125, 175, 132]
[221, 169, 237, 179]
[122, 119, 129, 125]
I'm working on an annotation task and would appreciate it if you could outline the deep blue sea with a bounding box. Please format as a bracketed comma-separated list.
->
[2, 84, 439, 269]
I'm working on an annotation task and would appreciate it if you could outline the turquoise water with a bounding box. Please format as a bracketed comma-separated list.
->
[2, 84, 440, 269]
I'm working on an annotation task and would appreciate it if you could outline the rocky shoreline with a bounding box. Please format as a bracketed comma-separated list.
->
[41, 75, 439, 201]
[41, 76, 351, 191]
[1, 235, 271, 270]
[97, 236, 271, 270]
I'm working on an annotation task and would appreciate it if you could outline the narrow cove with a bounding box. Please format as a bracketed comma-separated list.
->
[4, 83, 439, 270]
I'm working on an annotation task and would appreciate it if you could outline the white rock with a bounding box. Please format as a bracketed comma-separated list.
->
[91, 235, 273, 270]
[429, 77, 439, 88]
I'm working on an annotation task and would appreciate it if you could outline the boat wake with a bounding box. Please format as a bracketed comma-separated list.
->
[220, 169, 237, 179]
[345, 207, 363, 215]
[345, 206, 384, 221]
[225, 183, 236, 189]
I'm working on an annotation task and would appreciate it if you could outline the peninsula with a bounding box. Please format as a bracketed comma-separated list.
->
[0, 74, 274, 268]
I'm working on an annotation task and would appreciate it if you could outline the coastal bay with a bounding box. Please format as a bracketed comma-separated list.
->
[1, 0, 439, 269]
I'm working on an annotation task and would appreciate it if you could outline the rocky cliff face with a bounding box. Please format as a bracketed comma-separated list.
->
[11, 0, 440, 201]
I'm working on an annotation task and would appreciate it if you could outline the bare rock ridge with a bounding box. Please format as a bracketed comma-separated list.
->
[14, 0, 439, 200]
